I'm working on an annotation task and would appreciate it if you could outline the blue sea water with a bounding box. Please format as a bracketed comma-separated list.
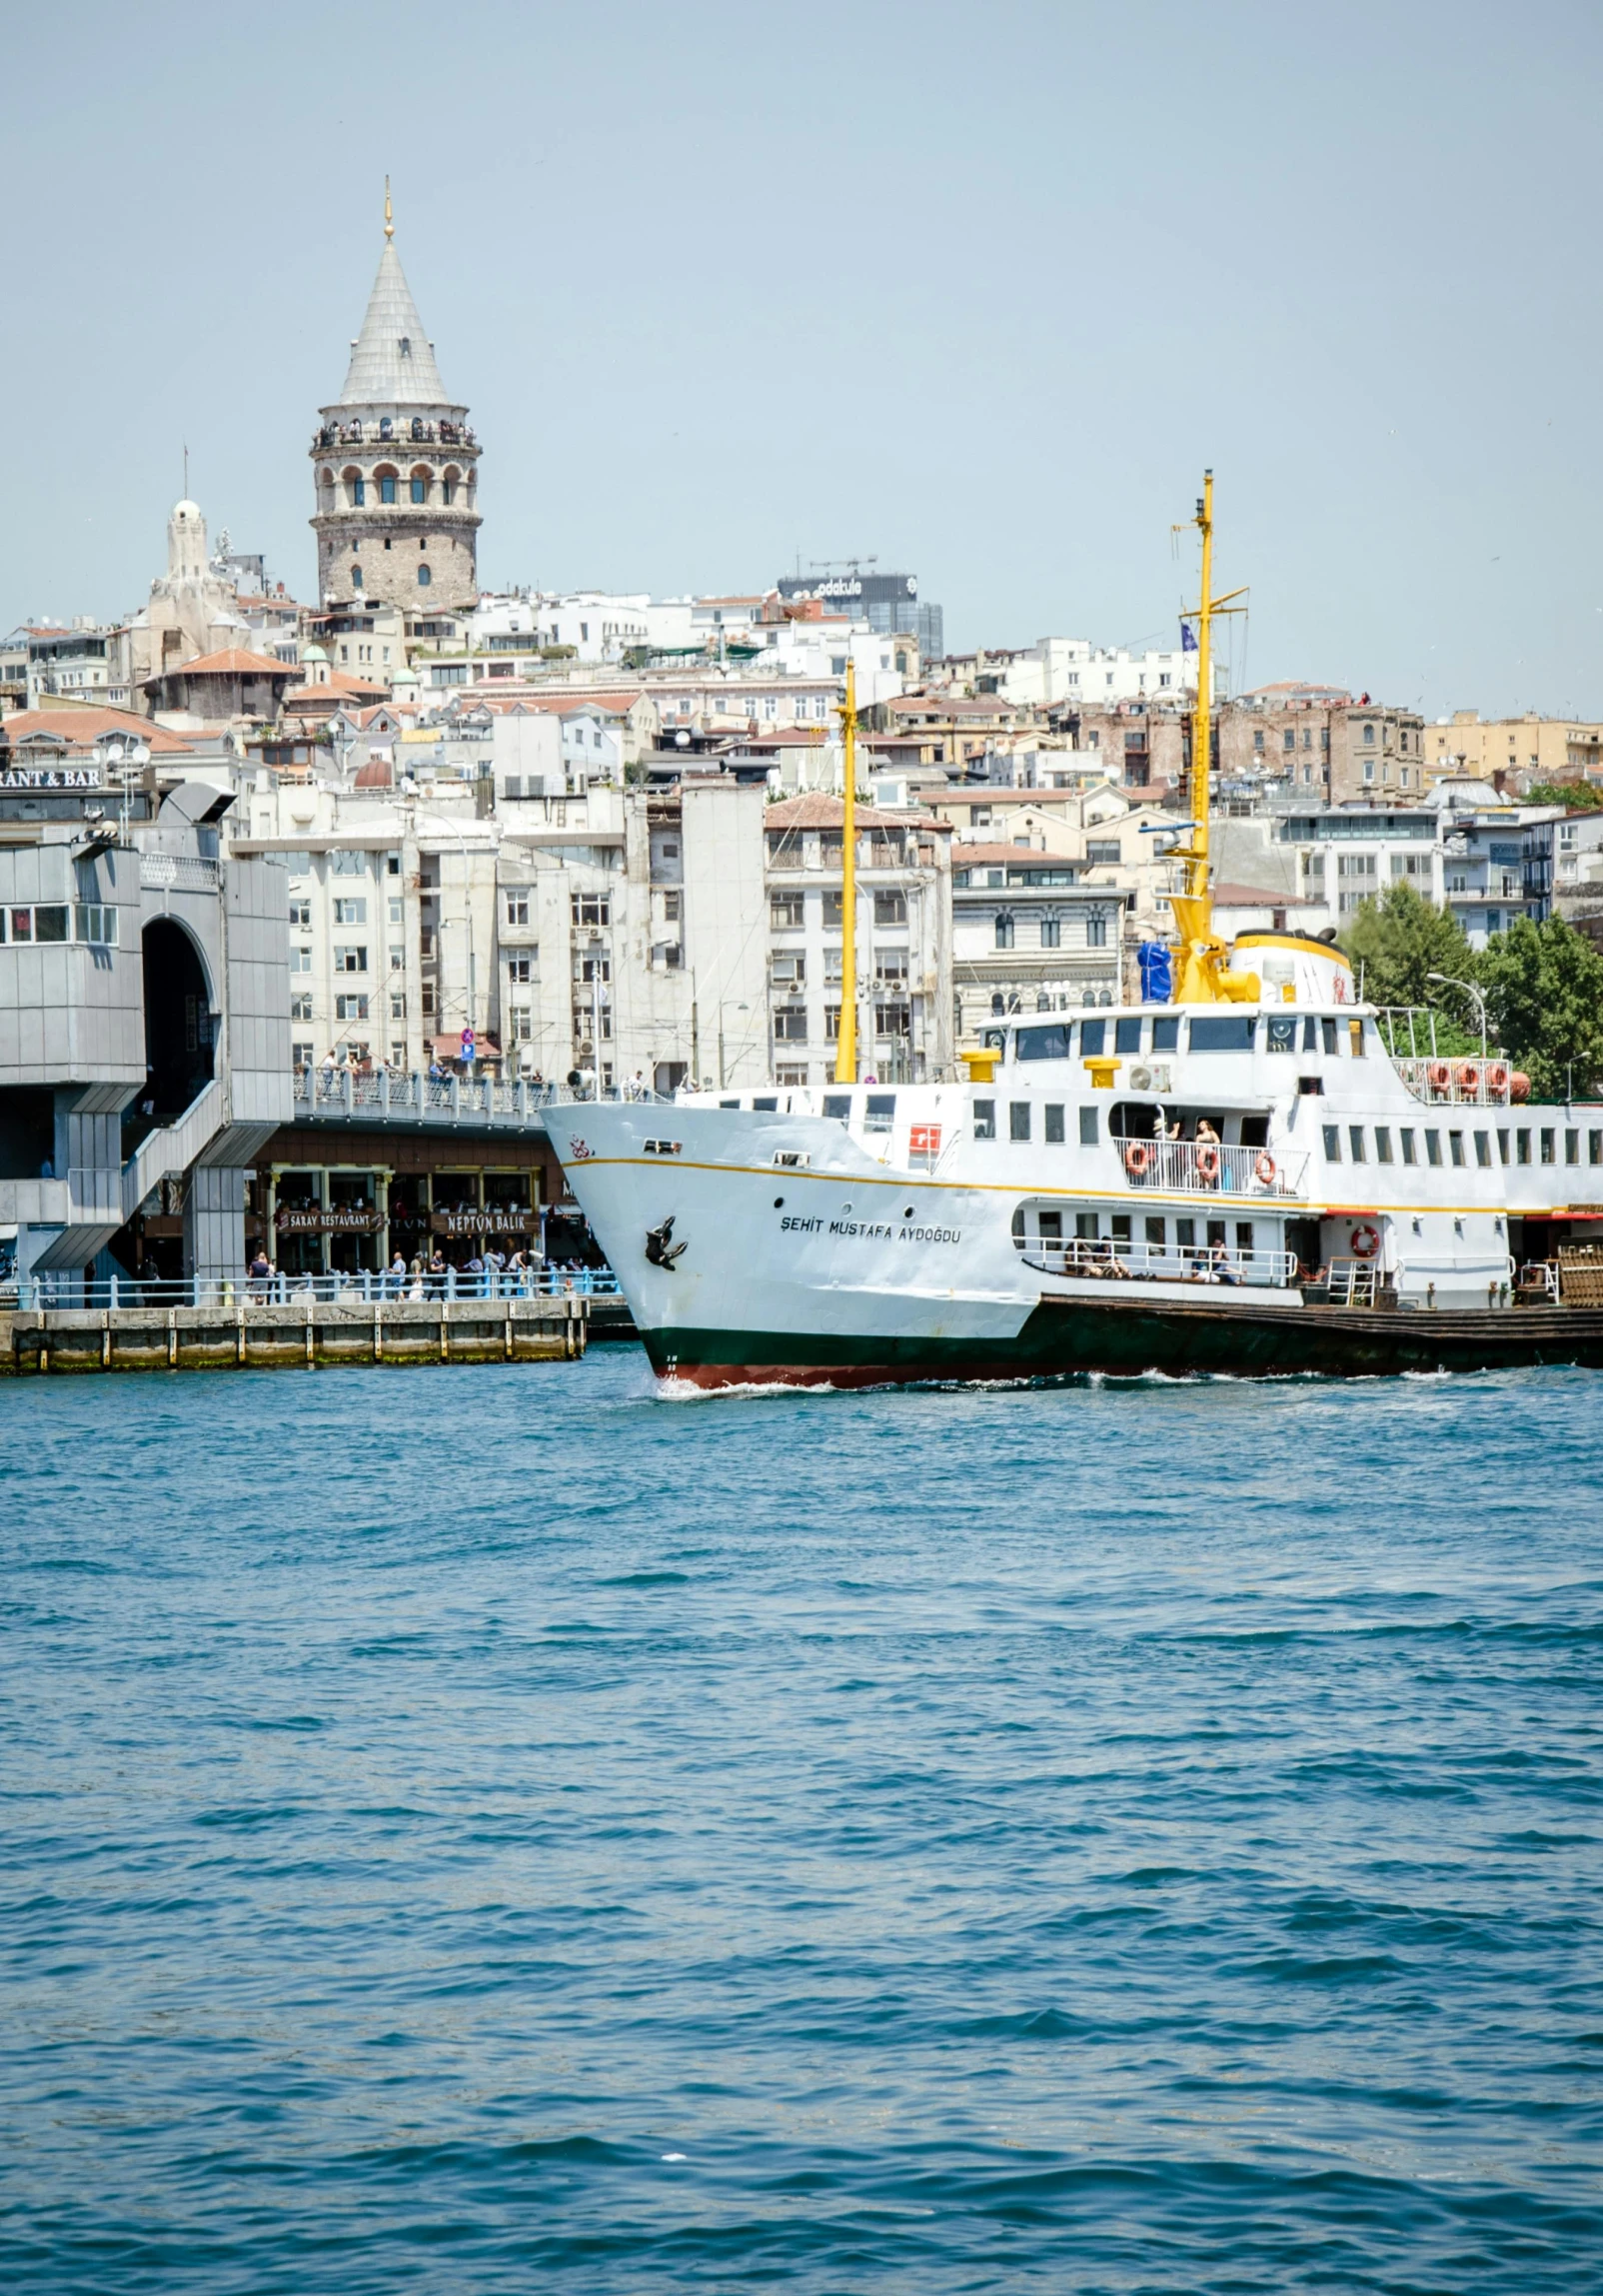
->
[1, 1353, 1601, 2293]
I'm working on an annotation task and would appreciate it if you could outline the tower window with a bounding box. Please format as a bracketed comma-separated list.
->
[411, 478, 426, 503]
[353, 478, 366, 506]
[380, 476, 397, 504]
[399, 337, 411, 357]
[351, 566, 363, 588]
[418, 565, 432, 587]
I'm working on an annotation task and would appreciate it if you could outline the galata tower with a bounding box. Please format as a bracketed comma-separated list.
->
[310, 187, 482, 613]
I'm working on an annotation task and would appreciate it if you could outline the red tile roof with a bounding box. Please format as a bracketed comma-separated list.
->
[150, 646, 295, 680]
[1, 705, 196, 754]
[765, 793, 944, 832]
[952, 842, 1080, 868]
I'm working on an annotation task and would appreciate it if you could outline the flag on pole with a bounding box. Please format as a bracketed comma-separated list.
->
[1180, 621, 1198, 653]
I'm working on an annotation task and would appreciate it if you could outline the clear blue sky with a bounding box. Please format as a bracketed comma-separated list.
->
[6, 0, 1600, 719]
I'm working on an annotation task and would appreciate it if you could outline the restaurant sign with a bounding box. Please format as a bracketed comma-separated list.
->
[276, 1204, 382, 1233]
[430, 1205, 533, 1237]
[0, 767, 104, 790]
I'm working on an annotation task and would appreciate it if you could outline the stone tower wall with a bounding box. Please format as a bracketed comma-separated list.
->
[311, 427, 482, 613]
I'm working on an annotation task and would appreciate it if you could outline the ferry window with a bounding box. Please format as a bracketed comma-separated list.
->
[1349, 1019, 1365, 1058]
[1175, 1217, 1196, 1247]
[1320, 1018, 1338, 1056]
[1302, 1016, 1318, 1052]
[1425, 1131, 1442, 1166]
[1206, 1219, 1227, 1250]
[1190, 1015, 1256, 1052]
[1449, 1132, 1466, 1167]
[1144, 1216, 1165, 1246]
[1591, 1130, 1603, 1165]
[822, 1094, 851, 1121]
[973, 1100, 995, 1141]
[1044, 1105, 1064, 1144]
[1348, 1126, 1366, 1162]
[753, 1097, 779, 1112]
[1474, 1132, 1492, 1167]
[1151, 1016, 1180, 1053]
[720, 1098, 739, 1109]
[1010, 1102, 1031, 1142]
[1267, 1015, 1296, 1054]
[1114, 1016, 1142, 1054]
[863, 1094, 895, 1133]
[1498, 1131, 1511, 1164]
[1401, 1129, 1417, 1164]
[1110, 1214, 1132, 1244]
[1322, 1125, 1341, 1160]
[1016, 1023, 1069, 1061]
[1038, 1210, 1062, 1243]
[1235, 1222, 1254, 1253]
[1080, 1018, 1107, 1057]
[1540, 1129, 1556, 1164]
[1566, 1130, 1580, 1165]
[1375, 1127, 1393, 1163]
[1079, 1106, 1098, 1146]
[1516, 1128, 1531, 1164]
[1074, 1212, 1099, 1239]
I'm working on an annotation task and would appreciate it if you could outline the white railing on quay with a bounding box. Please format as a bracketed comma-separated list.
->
[1020, 1236, 1300, 1289]
[5, 1266, 622, 1312]
[1116, 1138, 1308, 1199]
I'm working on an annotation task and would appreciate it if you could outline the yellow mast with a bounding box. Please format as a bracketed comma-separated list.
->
[833, 659, 858, 1084]
[1169, 469, 1256, 1004]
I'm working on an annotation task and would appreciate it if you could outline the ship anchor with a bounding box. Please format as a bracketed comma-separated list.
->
[645, 1215, 687, 1268]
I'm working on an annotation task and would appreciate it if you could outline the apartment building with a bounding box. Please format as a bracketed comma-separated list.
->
[762, 796, 953, 1087]
[1424, 711, 1603, 789]
[950, 845, 1125, 1039]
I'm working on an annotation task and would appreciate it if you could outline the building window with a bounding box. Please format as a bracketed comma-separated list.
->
[571, 895, 611, 927]
[411, 477, 428, 503]
[507, 954, 534, 984]
[873, 892, 907, 925]
[994, 914, 1014, 950]
[334, 946, 368, 973]
[509, 1006, 533, 1042]
[1086, 916, 1107, 948]
[290, 992, 313, 1021]
[289, 947, 312, 974]
[418, 565, 432, 587]
[333, 898, 366, 924]
[351, 566, 363, 588]
[380, 476, 397, 504]
[353, 478, 366, 506]
[1039, 917, 1061, 949]
[335, 994, 370, 1021]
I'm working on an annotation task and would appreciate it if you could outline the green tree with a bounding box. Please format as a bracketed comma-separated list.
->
[1525, 781, 1603, 813]
[1339, 882, 1481, 1033]
[1477, 915, 1603, 1101]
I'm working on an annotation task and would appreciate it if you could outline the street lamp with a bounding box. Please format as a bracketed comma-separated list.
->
[1427, 971, 1488, 1059]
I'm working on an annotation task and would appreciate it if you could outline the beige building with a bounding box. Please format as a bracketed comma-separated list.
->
[1424, 711, 1603, 789]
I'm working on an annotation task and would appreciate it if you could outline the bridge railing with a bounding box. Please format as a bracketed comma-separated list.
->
[291, 1070, 673, 1123]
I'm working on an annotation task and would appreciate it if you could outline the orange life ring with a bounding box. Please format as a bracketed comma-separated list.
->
[1486, 1062, 1510, 1096]
[1195, 1143, 1221, 1181]
[1456, 1062, 1480, 1095]
[1254, 1150, 1277, 1185]
[1350, 1222, 1381, 1260]
[1426, 1061, 1451, 1092]
[1123, 1141, 1151, 1176]
[1510, 1071, 1531, 1104]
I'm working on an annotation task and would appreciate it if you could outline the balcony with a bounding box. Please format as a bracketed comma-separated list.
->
[1118, 1138, 1309, 1199]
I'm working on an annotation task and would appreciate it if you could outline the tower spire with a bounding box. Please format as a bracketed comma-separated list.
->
[384, 176, 394, 241]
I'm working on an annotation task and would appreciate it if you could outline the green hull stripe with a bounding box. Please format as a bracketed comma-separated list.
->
[644, 1300, 1603, 1383]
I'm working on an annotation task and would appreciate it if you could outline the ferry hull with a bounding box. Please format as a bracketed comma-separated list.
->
[646, 1297, 1603, 1387]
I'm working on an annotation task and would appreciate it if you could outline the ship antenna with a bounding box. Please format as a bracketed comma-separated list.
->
[833, 657, 858, 1085]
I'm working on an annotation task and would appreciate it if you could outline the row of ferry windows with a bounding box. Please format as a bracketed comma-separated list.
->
[999, 1013, 1367, 1062]
[1323, 1124, 1602, 1168]
[1019, 1209, 1256, 1249]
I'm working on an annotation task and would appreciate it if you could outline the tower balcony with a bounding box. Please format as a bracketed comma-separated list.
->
[313, 418, 478, 453]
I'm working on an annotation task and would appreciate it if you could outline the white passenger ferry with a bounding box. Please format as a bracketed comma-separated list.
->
[544, 478, 1603, 1385]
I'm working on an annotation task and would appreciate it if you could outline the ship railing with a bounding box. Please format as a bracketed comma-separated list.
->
[1392, 1057, 1513, 1108]
[1116, 1138, 1308, 1198]
[1022, 1238, 1300, 1289]
[5, 1266, 622, 1311]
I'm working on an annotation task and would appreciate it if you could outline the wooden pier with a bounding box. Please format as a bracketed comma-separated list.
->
[0, 1293, 587, 1376]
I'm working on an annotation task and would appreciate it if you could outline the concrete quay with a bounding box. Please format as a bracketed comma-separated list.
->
[0, 1293, 587, 1375]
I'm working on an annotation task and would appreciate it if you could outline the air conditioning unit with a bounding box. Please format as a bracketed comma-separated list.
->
[1129, 1064, 1153, 1092]
[1149, 1063, 1172, 1094]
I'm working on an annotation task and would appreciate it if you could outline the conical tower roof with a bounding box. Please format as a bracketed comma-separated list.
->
[336, 239, 451, 407]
